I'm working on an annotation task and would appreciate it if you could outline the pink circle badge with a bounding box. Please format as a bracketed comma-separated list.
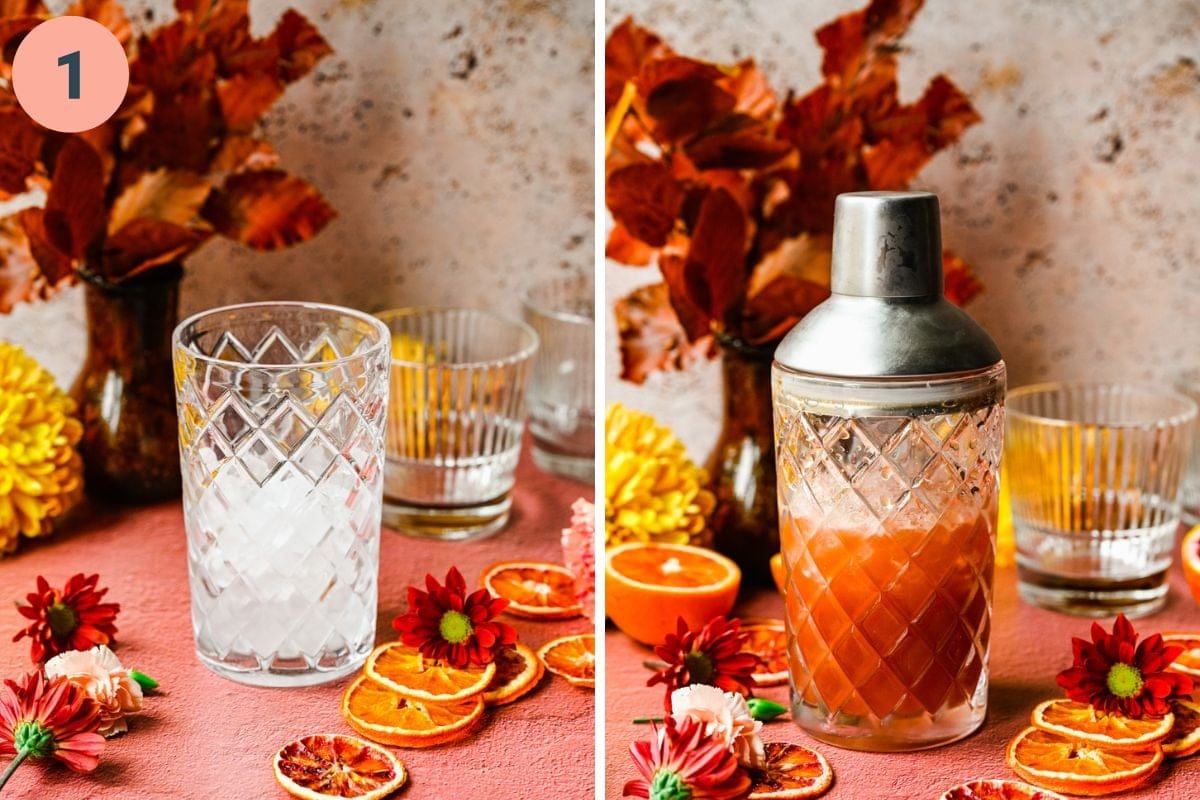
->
[12, 16, 129, 133]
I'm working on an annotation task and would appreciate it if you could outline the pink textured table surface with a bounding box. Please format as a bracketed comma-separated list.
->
[0, 448, 594, 800]
[606, 557, 1200, 799]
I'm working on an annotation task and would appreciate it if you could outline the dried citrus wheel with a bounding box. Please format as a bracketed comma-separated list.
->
[364, 642, 495, 703]
[770, 553, 786, 594]
[272, 733, 407, 800]
[1160, 632, 1200, 678]
[743, 619, 789, 687]
[1162, 698, 1200, 759]
[341, 675, 484, 749]
[747, 741, 833, 799]
[1005, 726, 1162, 796]
[938, 780, 1067, 800]
[537, 633, 595, 688]
[1030, 699, 1174, 750]
[481, 561, 583, 619]
[605, 541, 740, 645]
[1181, 525, 1200, 607]
[483, 643, 544, 706]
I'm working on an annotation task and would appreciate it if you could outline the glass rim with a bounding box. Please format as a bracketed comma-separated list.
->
[520, 273, 595, 327]
[375, 306, 539, 369]
[173, 300, 391, 371]
[1007, 381, 1199, 429]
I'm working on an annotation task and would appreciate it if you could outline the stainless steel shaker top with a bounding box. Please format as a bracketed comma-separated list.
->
[774, 191, 1001, 379]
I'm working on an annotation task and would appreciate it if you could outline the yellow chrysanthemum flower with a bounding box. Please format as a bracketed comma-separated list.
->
[605, 403, 715, 547]
[0, 342, 84, 554]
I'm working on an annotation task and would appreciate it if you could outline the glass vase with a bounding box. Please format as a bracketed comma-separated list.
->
[71, 265, 183, 503]
[707, 337, 780, 586]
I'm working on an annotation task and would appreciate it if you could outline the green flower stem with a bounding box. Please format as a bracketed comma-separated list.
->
[0, 749, 30, 794]
[130, 670, 159, 691]
[632, 716, 665, 724]
[747, 697, 789, 721]
[642, 660, 669, 671]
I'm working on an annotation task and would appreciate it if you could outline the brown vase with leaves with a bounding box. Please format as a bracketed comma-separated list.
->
[71, 266, 182, 503]
[706, 337, 779, 586]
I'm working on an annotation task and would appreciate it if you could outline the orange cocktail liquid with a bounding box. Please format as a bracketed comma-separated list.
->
[781, 503, 996, 751]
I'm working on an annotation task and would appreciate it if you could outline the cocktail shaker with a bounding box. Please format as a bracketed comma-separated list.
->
[772, 191, 1006, 751]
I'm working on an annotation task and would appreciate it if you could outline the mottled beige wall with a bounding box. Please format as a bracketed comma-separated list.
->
[606, 0, 1200, 458]
[0, 0, 594, 387]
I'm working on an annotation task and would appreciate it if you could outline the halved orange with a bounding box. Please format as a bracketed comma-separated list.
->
[364, 642, 495, 703]
[770, 553, 786, 594]
[1006, 726, 1162, 796]
[482, 561, 583, 619]
[938, 780, 1067, 800]
[537, 633, 595, 689]
[1180, 525, 1200, 607]
[747, 741, 833, 799]
[743, 619, 789, 687]
[341, 675, 484, 749]
[483, 643, 544, 706]
[1162, 698, 1200, 759]
[273, 733, 407, 799]
[605, 541, 740, 645]
[1030, 699, 1173, 750]
[1161, 632, 1200, 679]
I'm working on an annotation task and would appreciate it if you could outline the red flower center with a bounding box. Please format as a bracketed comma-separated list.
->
[45, 603, 77, 639]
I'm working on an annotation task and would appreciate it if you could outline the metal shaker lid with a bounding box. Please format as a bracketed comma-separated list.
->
[774, 191, 1001, 378]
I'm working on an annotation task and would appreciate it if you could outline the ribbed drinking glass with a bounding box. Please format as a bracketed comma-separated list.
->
[378, 307, 537, 541]
[173, 302, 390, 687]
[1006, 382, 1197, 616]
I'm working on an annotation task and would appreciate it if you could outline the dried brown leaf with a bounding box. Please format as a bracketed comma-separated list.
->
[68, 0, 131, 44]
[606, 162, 683, 248]
[0, 107, 42, 196]
[605, 223, 655, 266]
[613, 282, 713, 384]
[102, 218, 208, 280]
[42, 137, 105, 259]
[605, 17, 670, 109]
[108, 168, 211, 234]
[18, 208, 73, 284]
[217, 72, 283, 131]
[683, 186, 747, 324]
[202, 169, 335, 250]
[943, 250, 982, 306]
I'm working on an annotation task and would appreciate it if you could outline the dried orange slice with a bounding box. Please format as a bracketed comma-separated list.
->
[537, 633, 595, 688]
[483, 643, 544, 706]
[482, 561, 583, 619]
[605, 541, 740, 645]
[1030, 699, 1173, 750]
[273, 733, 406, 799]
[341, 674, 484, 749]
[1161, 631, 1200, 678]
[743, 619, 789, 687]
[938, 780, 1067, 800]
[364, 642, 494, 703]
[1162, 698, 1200, 759]
[747, 741, 833, 799]
[1006, 726, 1162, 796]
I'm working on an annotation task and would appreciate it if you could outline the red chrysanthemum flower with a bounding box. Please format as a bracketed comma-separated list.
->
[392, 566, 518, 668]
[13, 573, 120, 664]
[648, 616, 759, 711]
[0, 672, 104, 790]
[624, 715, 751, 800]
[1056, 614, 1193, 719]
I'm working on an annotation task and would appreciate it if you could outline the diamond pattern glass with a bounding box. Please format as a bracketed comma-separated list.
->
[174, 302, 390, 687]
[774, 378, 1004, 751]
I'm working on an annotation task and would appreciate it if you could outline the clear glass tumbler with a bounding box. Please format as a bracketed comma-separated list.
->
[378, 307, 538, 541]
[1006, 383, 1197, 617]
[521, 273, 595, 482]
[173, 302, 390, 687]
